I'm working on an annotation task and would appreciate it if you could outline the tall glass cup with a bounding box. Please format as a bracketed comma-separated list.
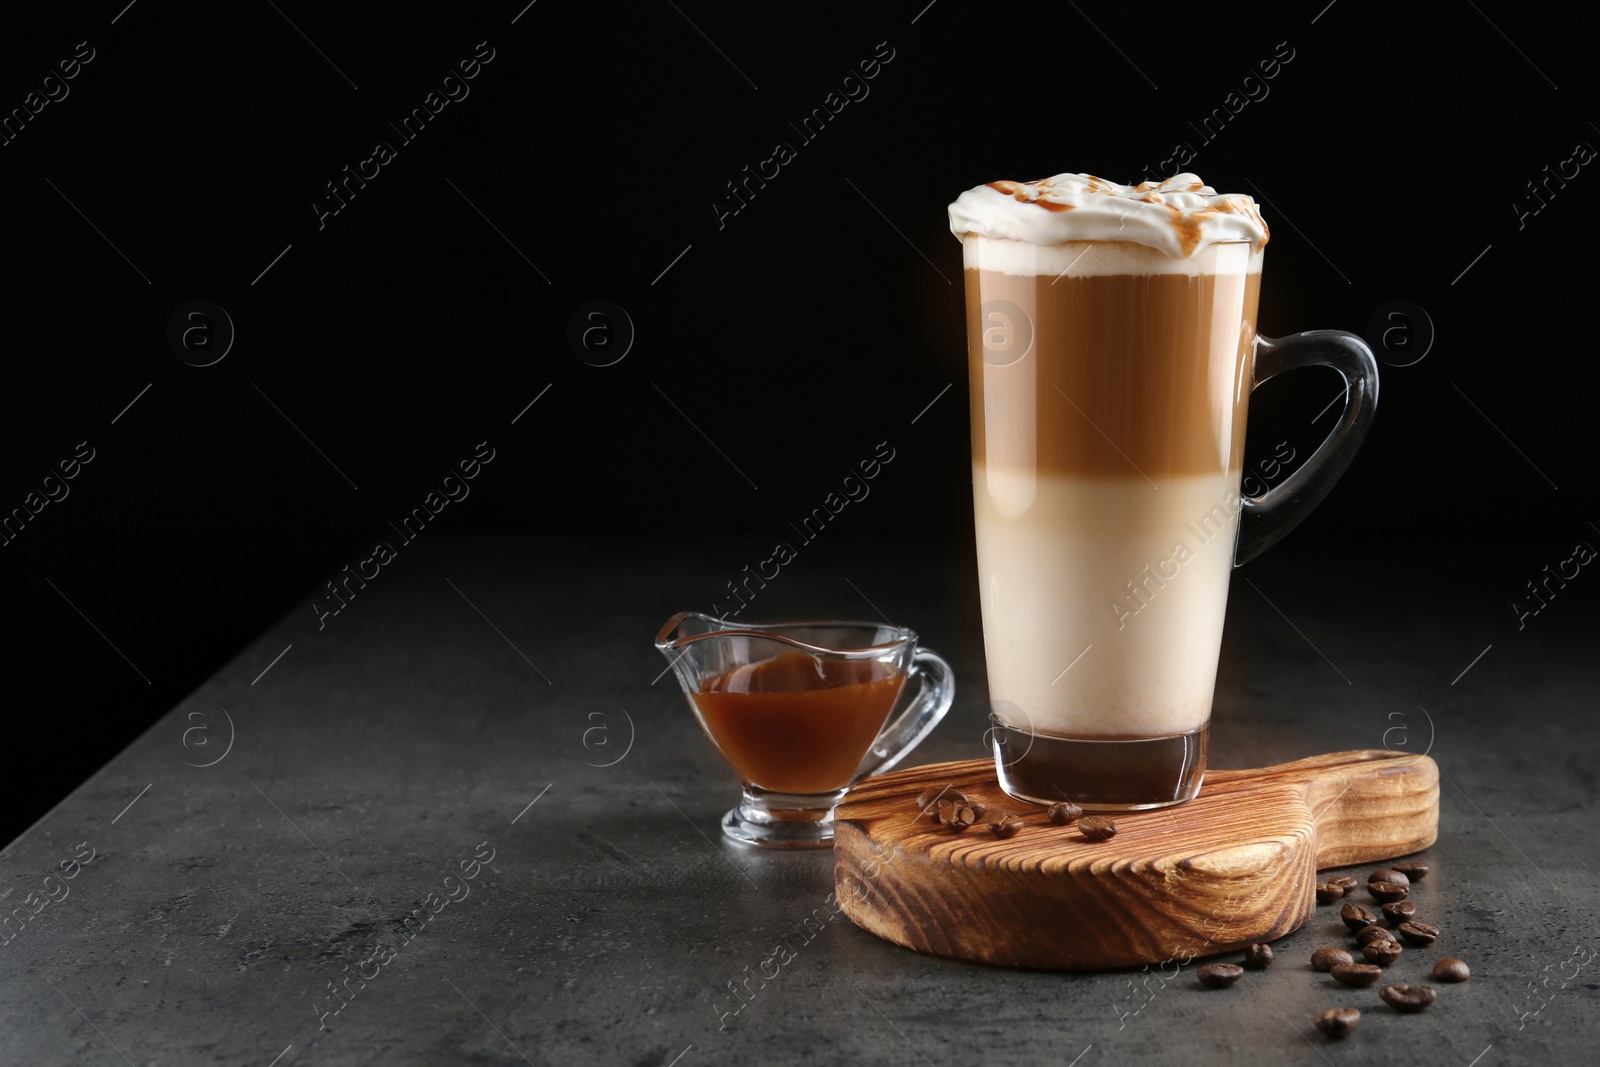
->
[962, 231, 1378, 810]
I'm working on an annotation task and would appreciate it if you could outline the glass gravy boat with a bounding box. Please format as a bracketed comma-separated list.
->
[655, 612, 955, 848]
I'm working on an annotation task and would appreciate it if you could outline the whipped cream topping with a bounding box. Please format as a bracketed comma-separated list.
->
[948, 173, 1269, 257]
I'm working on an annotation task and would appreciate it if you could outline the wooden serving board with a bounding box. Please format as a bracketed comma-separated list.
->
[833, 750, 1438, 970]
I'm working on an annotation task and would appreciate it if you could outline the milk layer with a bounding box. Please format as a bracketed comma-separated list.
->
[973, 466, 1242, 738]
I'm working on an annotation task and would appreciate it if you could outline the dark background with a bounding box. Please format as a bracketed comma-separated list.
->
[2, 1, 1594, 845]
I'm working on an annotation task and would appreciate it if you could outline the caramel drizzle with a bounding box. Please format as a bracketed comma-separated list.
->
[985, 179, 1075, 212]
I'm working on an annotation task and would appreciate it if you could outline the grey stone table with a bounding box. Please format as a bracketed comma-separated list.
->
[2, 534, 1596, 1066]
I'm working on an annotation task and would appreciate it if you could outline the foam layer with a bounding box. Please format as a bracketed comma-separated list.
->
[965, 235, 1263, 278]
[973, 467, 1240, 738]
[949, 173, 1269, 261]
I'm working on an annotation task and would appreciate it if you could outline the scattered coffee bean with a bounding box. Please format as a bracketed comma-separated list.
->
[1242, 943, 1275, 969]
[990, 813, 1024, 839]
[1397, 921, 1440, 947]
[1368, 881, 1411, 903]
[1356, 926, 1397, 947]
[1379, 983, 1436, 1012]
[968, 801, 987, 820]
[1328, 875, 1360, 894]
[1312, 947, 1354, 972]
[1314, 1006, 1361, 1038]
[933, 799, 957, 826]
[917, 786, 967, 811]
[1046, 801, 1083, 826]
[1330, 962, 1383, 987]
[1197, 962, 1244, 988]
[1078, 816, 1117, 842]
[1368, 868, 1411, 887]
[1340, 903, 1379, 931]
[1432, 958, 1471, 982]
[948, 806, 977, 832]
[1316, 882, 1345, 904]
[1362, 940, 1403, 966]
[1392, 861, 1430, 882]
[1381, 901, 1416, 925]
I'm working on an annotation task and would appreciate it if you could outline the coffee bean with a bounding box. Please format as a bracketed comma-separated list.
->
[1312, 947, 1354, 972]
[1242, 943, 1274, 969]
[1362, 940, 1403, 965]
[948, 806, 976, 832]
[1046, 801, 1083, 825]
[1078, 816, 1117, 842]
[1397, 921, 1440, 947]
[1316, 882, 1344, 904]
[917, 786, 967, 811]
[1392, 861, 1430, 882]
[936, 799, 978, 826]
[990, 813, 1024, 838]
[1197, 962, 1244, 988]
[1368, 881, 1410, 904]
[1356, 926, 1397, 947]
[1330, 962, 1383, 987]
[1368, 868, 1411, 887]
[1314, 1006, 1361, 1038]
[1340, 903, 1379, 932]
[1432, 958, 1470, 982]
[969, 801, 987, 820]
[1379, 983, 1436, 1012]
[1381, 901, 1416, 925]
[1328, 875, 1360, 894]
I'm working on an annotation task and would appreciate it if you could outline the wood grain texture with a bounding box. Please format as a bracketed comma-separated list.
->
[834, 750, 1438, 970]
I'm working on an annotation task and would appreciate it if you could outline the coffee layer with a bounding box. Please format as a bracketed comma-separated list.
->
[966, 258, 1260, 480]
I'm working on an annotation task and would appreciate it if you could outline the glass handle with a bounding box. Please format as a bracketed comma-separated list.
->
[855, 648, 955, 780]
[1236, 330, 1380, 566]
